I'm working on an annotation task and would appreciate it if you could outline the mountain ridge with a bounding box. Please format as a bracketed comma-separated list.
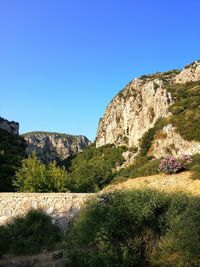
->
[23, 131, 91, 163]
[96, 60, 200, 164]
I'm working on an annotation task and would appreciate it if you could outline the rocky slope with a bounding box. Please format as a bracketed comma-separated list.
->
[96, 60, 200, 161]
[23, 132, 90, 163]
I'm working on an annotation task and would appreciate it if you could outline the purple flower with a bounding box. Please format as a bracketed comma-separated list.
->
[180, 155, 193, 165]
[159, 155, 184, 174]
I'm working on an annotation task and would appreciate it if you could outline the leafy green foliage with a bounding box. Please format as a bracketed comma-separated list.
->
[65, 190, 200, 267]
[13, 152, 69, 192]
[0, 129, 26, 191]
[190, 154, 200, 179]
[0, 209, 61, 255]
[0, 225, 9, 258]
[139, 119, 166, 156]
[140, 69, 181, 82]
[63, 144, 127, 192]
[113, 156, 159, 183]
[167, 81, 200, 141]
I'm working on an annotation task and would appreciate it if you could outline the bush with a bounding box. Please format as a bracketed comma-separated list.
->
[13, 153, 69, 192]
[0, 128, 26, 191]
[167, 81, 200, 141]
[159, 155, 193, 175]
[0, 209, 61, 256]
[159, 156, 183, 174]
[65, 190, 200, 267]
[0, 225, 10, 258]
[113, 156, 159, 183]
[139, 119, 165, 156]
[63, 144, 127, 192]
[190, 154, 200, 179]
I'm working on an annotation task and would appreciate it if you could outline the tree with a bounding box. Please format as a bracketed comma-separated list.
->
[63, 144, 127, 193]
[13, 152, 69, 192]
[47, 161, 69, 192]
[0, 129, 26, 191]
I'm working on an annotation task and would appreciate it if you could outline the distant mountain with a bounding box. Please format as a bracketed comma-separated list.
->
[23, 131, 91, 163]
[96, 60, 200, 163]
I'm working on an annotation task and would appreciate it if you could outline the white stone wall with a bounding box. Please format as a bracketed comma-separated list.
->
[0, 193, 95, 230]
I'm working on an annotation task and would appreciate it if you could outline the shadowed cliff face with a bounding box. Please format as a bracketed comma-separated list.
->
[23, 132, 91, 163]
[96, 60, 200, 159]
[0, 117, 19, 135]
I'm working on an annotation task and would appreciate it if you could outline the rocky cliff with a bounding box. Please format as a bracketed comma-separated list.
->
[96, 60, 200, 160]
[23, 132, 90, 163]
[0, 117, 19, 135]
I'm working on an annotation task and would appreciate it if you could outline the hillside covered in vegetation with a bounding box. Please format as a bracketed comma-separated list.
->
[0, 128, 26, 191]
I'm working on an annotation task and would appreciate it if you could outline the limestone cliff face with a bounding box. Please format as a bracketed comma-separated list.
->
[96, 60, 200, 159]
[175, 61, 200, 83]
[23, 132, 90, 163]
[97, 78, 172, 148]
[148, 124, 200, 158]
[0, 117, 19, 135]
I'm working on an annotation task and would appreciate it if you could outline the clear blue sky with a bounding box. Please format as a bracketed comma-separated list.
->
[0, 0, 199, 140]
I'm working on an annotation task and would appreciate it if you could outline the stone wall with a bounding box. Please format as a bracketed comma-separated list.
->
[0, 193, 95, 230]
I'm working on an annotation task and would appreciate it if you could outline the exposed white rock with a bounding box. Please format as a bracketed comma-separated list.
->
[149, 124, 200, 158]
[175, 61, 200, 84]
[24, 132, 90, 162]
[96, 78, 173, 148]
[96, 60, 200, 160]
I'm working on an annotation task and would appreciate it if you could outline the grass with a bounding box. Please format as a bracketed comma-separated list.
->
[112, 156, 159, 184]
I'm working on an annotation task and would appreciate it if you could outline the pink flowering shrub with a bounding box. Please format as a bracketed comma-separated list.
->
[159, 155, 192, 174]
[179, 154, 193, 165]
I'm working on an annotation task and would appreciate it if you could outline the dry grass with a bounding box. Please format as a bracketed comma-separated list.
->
[103, 171, 200, 196]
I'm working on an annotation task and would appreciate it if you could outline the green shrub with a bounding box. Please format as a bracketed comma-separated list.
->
[139, 119, 166, 156]
[113, 156, 159, 183]
[65, 190, 200, 267]
[63, 144, 127, 192]
[167, 81, 200, 141]
[13, 152, 69, 192]
[0, 225, 10, 258]
[2, 209, 61, 255]
[190, 154, 200, 179]
[0, 128, 26, 191]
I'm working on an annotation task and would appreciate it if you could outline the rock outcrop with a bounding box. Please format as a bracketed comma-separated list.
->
[96, 60, 200, 159]
[0, 117, 19, 135]
[148, 124, 200, 158]
[175, 61, 200, 83]
[23, 132, 90, 163]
